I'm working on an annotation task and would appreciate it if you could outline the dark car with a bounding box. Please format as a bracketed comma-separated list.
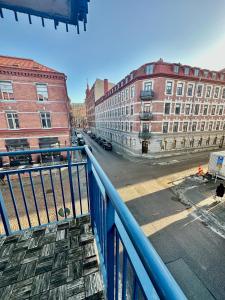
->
[77, 138, 85, 146]
[91, 133, 96, 139]
[102, 142, 112, 151]
[81, 145, 92, 155]
[99, 139, 107, 146]
[96, 137, 102, 144]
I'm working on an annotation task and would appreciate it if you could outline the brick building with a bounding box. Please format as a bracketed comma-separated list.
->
[85, 79, 115, 132]
[94, 59, 225, 156]
[0, 55, 70, 163]
[70, 102, 87, 128]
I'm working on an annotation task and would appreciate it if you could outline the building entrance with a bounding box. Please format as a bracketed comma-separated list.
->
[142, 141, 148, 154]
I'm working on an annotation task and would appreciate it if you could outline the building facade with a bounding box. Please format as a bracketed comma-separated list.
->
[85, 79, 115, 132]
[70, 103, 87, 128]
[0, 55, 70, 162]
[94, 59, 225, 156]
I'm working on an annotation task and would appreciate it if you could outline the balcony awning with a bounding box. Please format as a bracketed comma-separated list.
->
[0, 0, 90, 33]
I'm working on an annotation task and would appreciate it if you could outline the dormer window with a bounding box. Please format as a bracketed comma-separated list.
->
[194, 69, 199, 76]
[184, 67, 190, 75]
[220, 73, 224, 81]
[146, 64, 154, 75]
[204, 71, 209, 78]
[173, 65, 179, 74]
[212, 72, 217, 80]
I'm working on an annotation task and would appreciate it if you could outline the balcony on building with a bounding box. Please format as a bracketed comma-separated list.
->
[140, 89, 154, 100]
[139, 111, 153, 120]
[139, 130, 151, 139]
[0, 147, 185, 300]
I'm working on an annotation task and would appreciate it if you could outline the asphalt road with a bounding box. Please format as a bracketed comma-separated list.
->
[84, 134, 225, 300]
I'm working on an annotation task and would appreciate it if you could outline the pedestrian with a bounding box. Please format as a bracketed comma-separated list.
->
[216, 183, 225, 201]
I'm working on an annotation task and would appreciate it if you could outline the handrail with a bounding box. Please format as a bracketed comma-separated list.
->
[85, 146, 186, 300]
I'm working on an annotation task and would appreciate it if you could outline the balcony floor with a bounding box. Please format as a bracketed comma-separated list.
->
[0, 215, 104, 300]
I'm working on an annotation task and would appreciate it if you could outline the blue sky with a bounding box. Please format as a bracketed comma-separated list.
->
[1, 0, 225, 102]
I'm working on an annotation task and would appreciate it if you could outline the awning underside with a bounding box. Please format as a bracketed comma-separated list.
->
[0, 0, 90, 33]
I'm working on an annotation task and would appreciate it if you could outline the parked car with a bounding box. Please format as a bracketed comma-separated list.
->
[102, 142, 112, 151]
[81, 145, 92, 155]
[96, 137, 102, 144]
[87, 130, 91, 135]
[99, 139, 107, 146]
[77, 138, 85, 146]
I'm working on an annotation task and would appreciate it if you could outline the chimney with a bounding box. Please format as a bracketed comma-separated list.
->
[104, 79, 109, 94]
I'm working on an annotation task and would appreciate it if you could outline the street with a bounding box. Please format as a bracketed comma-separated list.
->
[84, 134, 225, 300]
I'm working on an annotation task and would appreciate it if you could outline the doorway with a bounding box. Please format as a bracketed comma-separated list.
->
[142, 141, 148, 154]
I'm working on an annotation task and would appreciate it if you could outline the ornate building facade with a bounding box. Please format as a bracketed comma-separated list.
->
[94, 59, 225, 156]
[70, 103, 87, 128]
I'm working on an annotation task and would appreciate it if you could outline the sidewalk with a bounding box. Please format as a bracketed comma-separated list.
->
[171, 175, 225, 237]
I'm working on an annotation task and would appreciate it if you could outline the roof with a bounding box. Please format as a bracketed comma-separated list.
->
[0, 55, 59, 73]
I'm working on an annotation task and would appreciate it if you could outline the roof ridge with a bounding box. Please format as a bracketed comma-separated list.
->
[0, 54, 34, 62]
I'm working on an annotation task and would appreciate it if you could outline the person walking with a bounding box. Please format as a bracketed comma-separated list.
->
[216, 183, 225, 201]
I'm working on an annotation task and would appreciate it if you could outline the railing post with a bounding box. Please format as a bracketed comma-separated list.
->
[87, 156, 94, 228]
[106, 195, 115, 300]
[0, 190, 11, 236]
[67, 150, 76, 218]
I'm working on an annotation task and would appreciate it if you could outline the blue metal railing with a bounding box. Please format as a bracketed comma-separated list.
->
[0, 146, 186, 300]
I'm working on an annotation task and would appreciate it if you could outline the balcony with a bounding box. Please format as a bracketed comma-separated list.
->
[139, 131, 151, 139]
[139, 111, 153, 120]
[140, 89, 154, 100]
[0, 147, 185, 300]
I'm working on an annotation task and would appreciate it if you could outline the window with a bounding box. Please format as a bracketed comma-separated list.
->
[218, 105, 223, 115]
[203, 105, 208, 115]
[164, 103, 170, 115]
[184, 67, 190, 75]
[212, 72, 217, 80]
[130, 86, 135, 98]
[222, 88, 225, 99]
[143, 123, 149, 132]
[194, 104, 200, 115]
[209, 122, 213, 131]
[130, 122, 133, 132]
[146, 64, 154, 75]
[196, 84, 203, 97]
[183, 122, 188, 132]
[144, 81, 152, 91]
[194, 69, 199, 76]
[40, 112, 51, 128]
[185, 103, 191, 115]
[6, 112, 19, 129]
[173, 122, 178, 132]
[0, 81, 14, 100]
[125, 89, 129, 100]
[204, 70, 209, 78]
[216, 121, 220, 130]
[214, 87, 220, 98]
[187, 83, 194, 97]
[206, 86, 212, 98]
[165, 81, 173, 95]
[211, 105, 216, 115]
[126, 106, 129, 115]
[163, 122, 169, 133]
[200, 122, 205, 131]
[175, 103, 181, 115]
[36, 84, 48, 101]
[143, 105, 150, 112]
[176, 83, 184, 96]
[131, 105, 134, 115]
[173, 65, 179, 74]
[221, 74, 224, 81]
[192, 122, 197, 131]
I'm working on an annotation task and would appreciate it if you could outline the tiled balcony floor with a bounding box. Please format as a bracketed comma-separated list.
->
[0, 215, 104, 300]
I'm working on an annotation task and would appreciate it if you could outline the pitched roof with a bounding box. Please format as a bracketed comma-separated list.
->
[0, 55, 59, 73]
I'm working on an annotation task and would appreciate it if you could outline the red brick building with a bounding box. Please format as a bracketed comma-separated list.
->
[0, 55, 70, 163]
[94, 59, 225, 156]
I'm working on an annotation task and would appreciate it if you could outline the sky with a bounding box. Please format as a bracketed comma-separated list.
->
[1, 0, 225, 103]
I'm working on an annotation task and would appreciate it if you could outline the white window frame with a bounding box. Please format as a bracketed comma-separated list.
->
[143, 80, 154, 91]
[222, 87, 225, 99]
[165, 80, 174, 96]
[196, 84, 204, 98]
[205, 85, 212, 98]
[164, 102, 171, 115]
[130, 85, 135, 98]
[213, 86, 221, 99]
[186, 82, 195, 97]
[183, 121, 189, 132]
[185, 103, 192, 115]
[40, 111, 51, 129]
[36, 83, 48, 101]
[6, 111, 20, 130]
[176, 81, 185, 96]
[0, 81, 14, 101]
[175, 102, 182, 115]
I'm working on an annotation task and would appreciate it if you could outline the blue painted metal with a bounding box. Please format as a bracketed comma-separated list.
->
[0, 146, 186, 299]
[76, 165, 82, 214]
[0, 190, 11, 235]
[67, 150, 76, 218]
[0, 0, 90, 33]
[58, 168, 67, 218]
[18, 173, 31, 228]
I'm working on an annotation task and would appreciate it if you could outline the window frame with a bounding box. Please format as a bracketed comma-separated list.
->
[164, 102, 171, 115]
[40, 111, 51, 129]
[165, 80, 173, 95]
[6, 111, 20, 130]
[0, 81, 14, 101]
[36, 83, 48, 102]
